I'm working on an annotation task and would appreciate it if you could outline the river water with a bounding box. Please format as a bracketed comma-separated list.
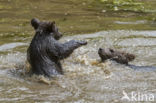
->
[0, 0, 156, 103]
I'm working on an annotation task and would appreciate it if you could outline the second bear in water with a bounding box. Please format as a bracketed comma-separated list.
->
[98, 48, 156, 70]
[98, 48, 135, 65]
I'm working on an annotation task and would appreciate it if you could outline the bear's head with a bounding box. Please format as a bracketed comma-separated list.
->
[31, 18, 62, 40]
[98, 48, 114, 61]
[98, 48, 135, 64]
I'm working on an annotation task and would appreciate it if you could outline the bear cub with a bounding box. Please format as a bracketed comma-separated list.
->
[98, 48, 135, 65]
[27, 18, 87, 77]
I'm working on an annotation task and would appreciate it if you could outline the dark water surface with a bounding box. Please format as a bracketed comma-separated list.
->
[0, 0, 156, 103]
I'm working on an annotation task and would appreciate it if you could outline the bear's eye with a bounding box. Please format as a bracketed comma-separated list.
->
[109, 49, 114, 53]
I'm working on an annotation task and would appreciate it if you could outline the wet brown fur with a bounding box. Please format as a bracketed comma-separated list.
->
[98, 48, 135, 65]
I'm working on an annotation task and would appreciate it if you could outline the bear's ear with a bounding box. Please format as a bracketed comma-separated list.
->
[51, 21, 55, 28]
[31, 18, 40, 30]
[51, 21, 56, 31]
[52, 21, 55, 25]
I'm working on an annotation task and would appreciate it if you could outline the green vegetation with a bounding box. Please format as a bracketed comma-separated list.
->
[98, 0, 145, 12]
[0, 0, 155, 37]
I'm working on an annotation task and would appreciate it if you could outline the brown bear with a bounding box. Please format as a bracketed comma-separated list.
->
[27, 18, 87, 77]
[98, 48, 135, 65]
[98, 48, 156, 70]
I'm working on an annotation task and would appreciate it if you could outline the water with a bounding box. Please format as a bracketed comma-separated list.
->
[0, 0, 156, 103]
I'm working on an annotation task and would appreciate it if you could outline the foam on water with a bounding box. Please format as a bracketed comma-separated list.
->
[0, 42, 28, 51]
[0, 52, 26, 69]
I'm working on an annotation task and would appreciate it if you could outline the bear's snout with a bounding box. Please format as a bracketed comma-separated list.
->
[98, 48, 103, 53]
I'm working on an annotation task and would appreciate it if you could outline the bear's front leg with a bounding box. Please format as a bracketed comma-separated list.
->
[58, 40, 87, 59]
